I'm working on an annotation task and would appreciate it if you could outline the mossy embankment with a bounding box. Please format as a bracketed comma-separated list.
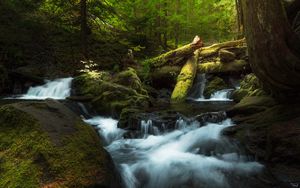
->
[0, 100, 120, 188]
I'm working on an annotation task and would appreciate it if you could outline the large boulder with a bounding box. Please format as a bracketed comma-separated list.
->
[0, 100, 121, 187]
[72, 69, 150, 117]
[113, 67, 148, 95]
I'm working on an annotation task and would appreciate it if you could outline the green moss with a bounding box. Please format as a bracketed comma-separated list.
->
[232, 74, 267, 102]
[203, 77, 228, 98]
[72, 71, 112, 97]
[113, 68, 148, 95]
[0, 105, 115, 187]
[73, 71, 150, 116]
[171, 56, 197, 103]
[198, 59, 247, 74]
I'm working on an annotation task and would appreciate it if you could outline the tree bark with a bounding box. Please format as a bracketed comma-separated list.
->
[241, 0, 300, 99]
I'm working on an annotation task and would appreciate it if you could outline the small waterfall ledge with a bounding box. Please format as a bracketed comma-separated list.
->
[8, 77, 73, 100]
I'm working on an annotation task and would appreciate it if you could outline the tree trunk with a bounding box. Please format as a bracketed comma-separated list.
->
[241, 0, 300, 99]
[198, 59, 249, 74]
[171, 51, 199, 103]
[80, 0, 88, 58]
[148, 36, 203, 68]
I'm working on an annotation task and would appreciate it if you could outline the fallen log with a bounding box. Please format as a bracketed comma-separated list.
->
[199, 38, 246, 58]
[171, 50, 199, 103]
[198, 59, 249, 74]
[148, 36, 203, 68]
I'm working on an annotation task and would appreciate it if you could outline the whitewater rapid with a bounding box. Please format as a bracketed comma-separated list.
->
[84, 117, 263, 188]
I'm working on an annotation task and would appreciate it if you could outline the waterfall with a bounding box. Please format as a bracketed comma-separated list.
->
[189, 73, 206, 99]
[141, 120, 153, 138]
[209, 89, 234, 101]
[84, 116, 264, 188]
[19, 77, 73, 100]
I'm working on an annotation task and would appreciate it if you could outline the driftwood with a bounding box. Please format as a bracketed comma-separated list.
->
[148, 36, 203, 68]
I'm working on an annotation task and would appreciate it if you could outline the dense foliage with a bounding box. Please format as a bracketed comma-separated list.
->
[0, 0, 237, 75]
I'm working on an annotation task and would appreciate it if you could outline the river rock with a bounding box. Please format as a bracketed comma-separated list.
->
[0, 100, 121, 187]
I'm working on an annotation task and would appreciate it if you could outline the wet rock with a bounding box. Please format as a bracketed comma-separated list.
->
[0, 100, 121, 187]
[232, 73, 267, 102]
[204, 76, 228, 98]
[224, 96, 300, 185]
[194, 111, 227, 125]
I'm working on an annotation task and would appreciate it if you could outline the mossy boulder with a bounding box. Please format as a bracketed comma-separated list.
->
[203, 77, 228, 98]
[150, 66, 181, 89]
[0, 100, 120, 188]
[72, 71, 112, 97]
[72, 70, 150, 117]
[113, 67, 148, 95]
[232, 73, 267, 102]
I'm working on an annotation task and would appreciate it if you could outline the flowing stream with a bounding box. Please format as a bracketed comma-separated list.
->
[84, 116, 264, 188]
[12, 77, 73, 100]
[2, 77, 267, 187]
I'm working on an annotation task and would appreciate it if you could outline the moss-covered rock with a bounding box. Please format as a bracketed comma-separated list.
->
[72, 71, 112, 97]
[0, 100, 120, 188]
[232, 74, 267, 102]
[113, 67, 148, 95]
[203, 77, 228, 98]
[150, 66, 181, 89]
[72, 70, 150, 117]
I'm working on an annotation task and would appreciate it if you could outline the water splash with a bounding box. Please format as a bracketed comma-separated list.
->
[84, 116, 125, 145]
[194, 89, 234, 102]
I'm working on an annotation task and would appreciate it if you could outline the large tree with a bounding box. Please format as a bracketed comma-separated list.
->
[241, 0, 300, 99]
